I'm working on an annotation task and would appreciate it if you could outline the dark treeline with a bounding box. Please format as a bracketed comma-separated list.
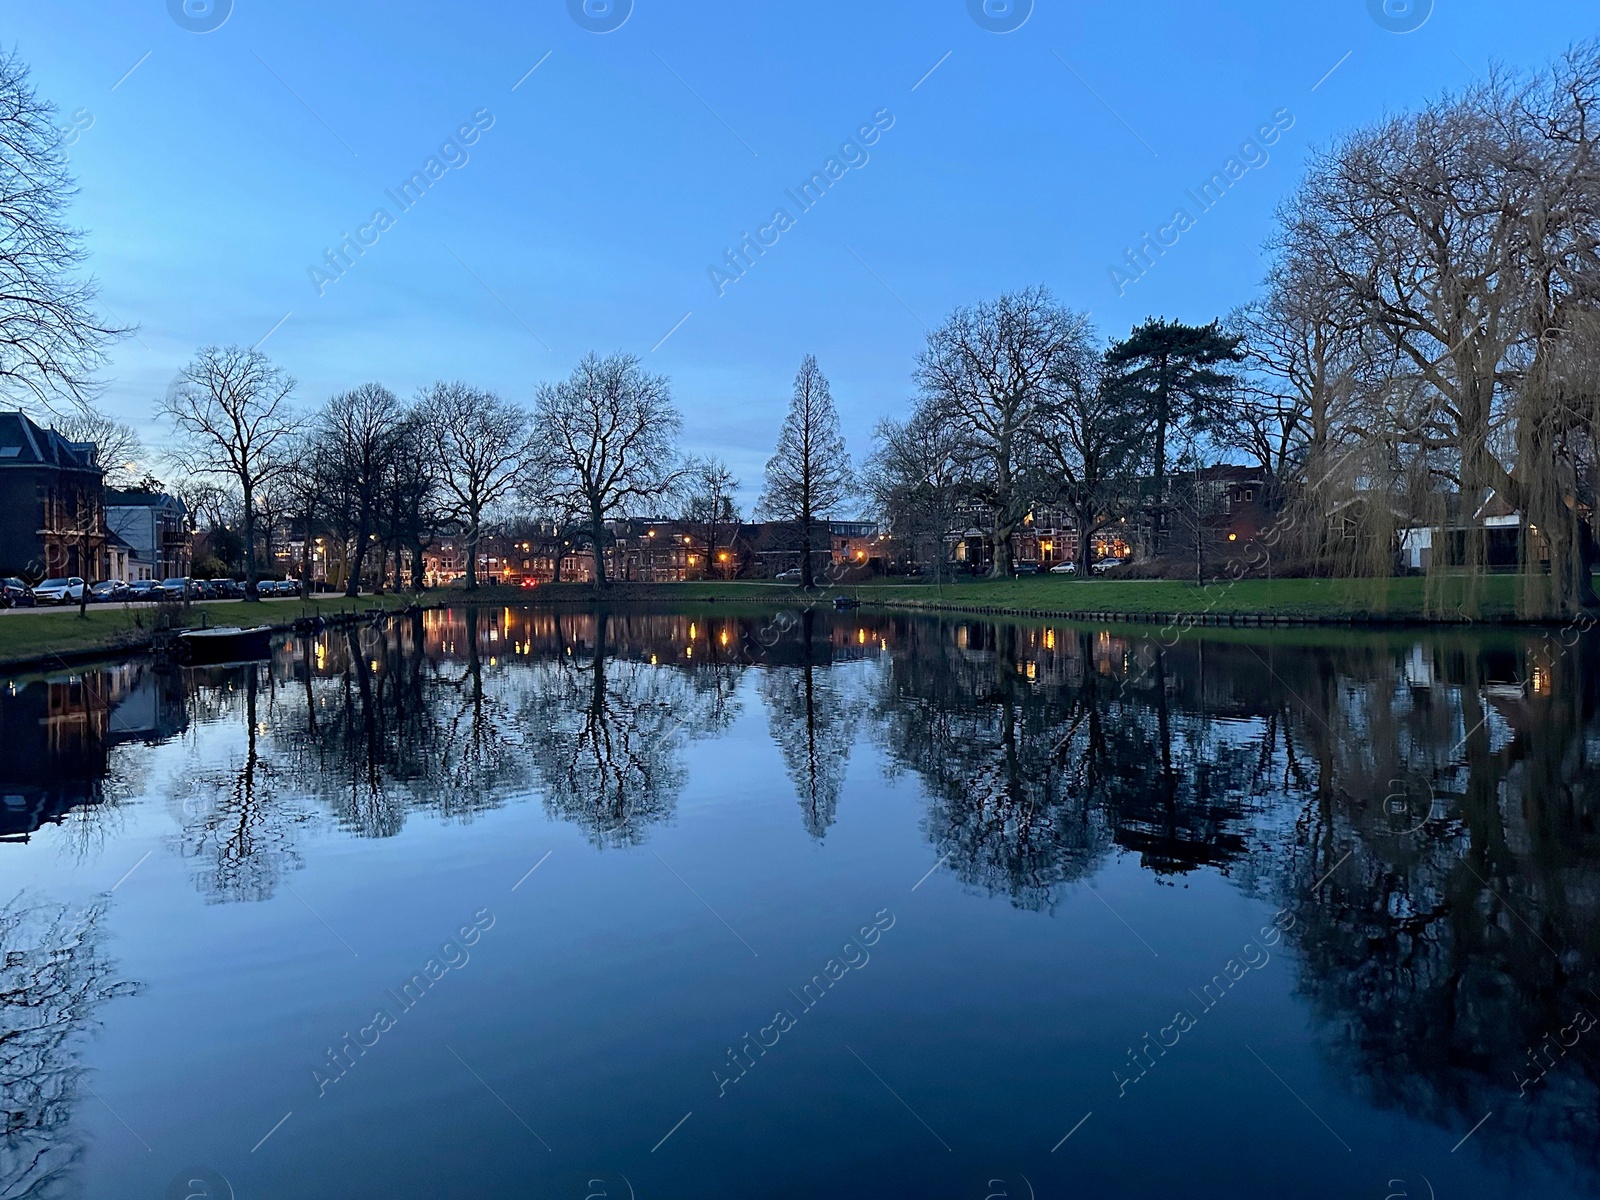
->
[4, 37, 1600, 614]
[871, 42, 1600, 618]
[146, 39, 1600, 616]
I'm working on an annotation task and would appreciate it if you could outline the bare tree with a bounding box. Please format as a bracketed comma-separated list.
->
[1036, 351, 1141, 575]
[535, 352, 684, 590]
[0, 896, 140, 1199]
[279, 430, 334, 594]
[1276, 41, 1600, 614]
[681, 456, 740, 577]
[0, 48, 124, 412]
[319, 383, 404, 597]
[759, 354, 852, 589]
[419, 383, 535, 590]
[865, 407, 969, 579]
[160, 346, 297, 600]
[380, 408, 441, 591]
[51, 408, 145, 487]
[913, 288, 1091, 576]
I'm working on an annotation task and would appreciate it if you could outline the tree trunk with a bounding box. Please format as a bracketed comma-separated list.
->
[799, 508, 814, 589]
[300, 514, 313, 597]
[242, 481, 259, 602]
[464, 507, 480, 591]
[590, 506, 608, 589]
[990, 525, 1014, 577]
[1073, 506, 1093, 575]
[346, 507, 369, 598]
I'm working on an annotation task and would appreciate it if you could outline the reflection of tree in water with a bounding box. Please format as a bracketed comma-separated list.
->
[1267, 637, 1600, 1179]
[0, 896, 139, 1200]
[875, 618, 1600, 1173]
[873, 621, 1285, 909]
[273, 611, 532, 836]
[758, 611, 864, 838]
[519, 612, 707, 847]
[166, 612, 534, 899]
[872, 621, 1117, 910]
[167, 664, 312, 904]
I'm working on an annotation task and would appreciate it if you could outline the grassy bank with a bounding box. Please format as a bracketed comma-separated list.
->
[0, 592, 420, 672]
[481, 573, 1541, 622]
[0, 572, 1579, 674]
[838, 573, 1532, 620]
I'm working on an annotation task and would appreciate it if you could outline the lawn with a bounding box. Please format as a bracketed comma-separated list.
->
[0, 573, 1567, 672]
[505, 573, 1537, 621]
[0, 592, 421, 670]
[837, 573, 1531, 620]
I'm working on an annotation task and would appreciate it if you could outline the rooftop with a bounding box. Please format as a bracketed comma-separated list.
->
[0, 411, 101, 472]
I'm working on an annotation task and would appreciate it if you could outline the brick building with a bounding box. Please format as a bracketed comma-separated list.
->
[0, 411, 108, 580]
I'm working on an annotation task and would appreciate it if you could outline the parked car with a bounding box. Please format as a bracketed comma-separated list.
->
[1091, 558, 1126, 574]
[774, 569, 803, 581]
[1049, 562, 1077, 574]
[33, 577, 87, 605]
[1, 577, 35, 607]
[214, 579, 245, 599]
[156, 577, 194, 600]
[128, 579, 159, 600]
[193, 580, 218, 600]
[90, 580, 131, 602]
[1012, 562, 1043, 575]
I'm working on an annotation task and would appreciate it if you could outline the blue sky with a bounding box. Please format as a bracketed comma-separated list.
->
[8, 0, 1593, 509]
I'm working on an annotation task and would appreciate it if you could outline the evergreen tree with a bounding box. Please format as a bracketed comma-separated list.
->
[1104, 318, 1243, 553]
[760, 355, 852, 589]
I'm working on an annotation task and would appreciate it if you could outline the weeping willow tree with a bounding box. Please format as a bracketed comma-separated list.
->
[1260, 41, 1600, 619]
[1513, 314, 1600, 618]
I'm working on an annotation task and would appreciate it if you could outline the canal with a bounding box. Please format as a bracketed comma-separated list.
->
[2, 606, 1595, 1198]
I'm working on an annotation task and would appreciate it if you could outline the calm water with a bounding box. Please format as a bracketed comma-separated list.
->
[3, 606, 1598, 1199]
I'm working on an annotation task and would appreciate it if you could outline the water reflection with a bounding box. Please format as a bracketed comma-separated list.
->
[760, 609, 865, 838]
[0, 896, 140, 1200]
[0, 665, 184, 845]
[2, 607, 1598, 1184]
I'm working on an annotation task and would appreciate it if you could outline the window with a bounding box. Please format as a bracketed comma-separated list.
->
[1242, 488, 1254, 501]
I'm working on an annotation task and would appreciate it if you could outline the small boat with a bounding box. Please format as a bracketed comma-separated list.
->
[177, 625, 274, 665]
[833, 595, 862, 610]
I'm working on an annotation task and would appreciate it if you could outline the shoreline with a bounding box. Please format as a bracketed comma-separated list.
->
[2, 577, 1592, 675]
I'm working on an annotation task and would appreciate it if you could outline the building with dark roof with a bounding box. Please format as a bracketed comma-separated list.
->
[106, 488, 190, 580]
[0, 411, 108, 579]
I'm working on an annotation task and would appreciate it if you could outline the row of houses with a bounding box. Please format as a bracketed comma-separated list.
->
[2, 402, 1538, 590]
[415, 518, 891, 587]
[0, 411, 191, 582]
[364, 468, 1283, 589]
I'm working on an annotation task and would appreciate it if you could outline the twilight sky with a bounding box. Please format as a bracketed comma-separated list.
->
[7, 0, 1592, 510]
